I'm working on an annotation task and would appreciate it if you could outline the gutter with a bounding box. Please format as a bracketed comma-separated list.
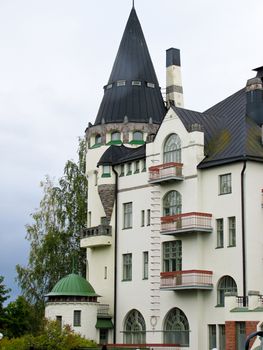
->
[112, 166, 118, 343]
[241, 159, 247, 306]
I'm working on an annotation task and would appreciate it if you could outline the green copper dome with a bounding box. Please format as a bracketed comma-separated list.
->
[47, 273, 98, 297]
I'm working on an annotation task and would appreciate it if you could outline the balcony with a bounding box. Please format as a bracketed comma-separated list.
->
[149, 162, 184, 184]
[80, 225, 112, 248]
[160, 212, 212, 235]
[160, 270, 213, 290]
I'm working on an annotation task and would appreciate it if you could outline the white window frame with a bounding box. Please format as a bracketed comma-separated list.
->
[123, 253, 132, 281]
[123, 202, 132, 229]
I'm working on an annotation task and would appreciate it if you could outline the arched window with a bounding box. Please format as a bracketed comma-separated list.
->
[163, 134, 181, 163]
[133, 131, 143, 141]
[163, 191, 182, 216]
[164, 308, 189, 346]
[111, 131, 121, 141]
[95, 134, 102, 145]
[217, 275, 237, 306]
[123, 309, 146, 344]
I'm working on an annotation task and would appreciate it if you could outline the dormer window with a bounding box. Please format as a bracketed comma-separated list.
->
[147, 82, 155, 88]
[117, 80, 126, 87]
[132, 80, 141, 86]
[102, 164, 111, 177]
[130, 131, 144, 145]
[111, 131, 121, 141]
[106, 84, 113, 89]
[95, 134, 102, 145]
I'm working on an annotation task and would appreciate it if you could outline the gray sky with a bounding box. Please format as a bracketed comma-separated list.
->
[1, 0, 263, 300]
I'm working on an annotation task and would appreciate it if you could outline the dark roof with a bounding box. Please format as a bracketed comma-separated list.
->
[98, 144, 146, 166]
[94, 8, 166, 126]
[173, 88, 263, 168]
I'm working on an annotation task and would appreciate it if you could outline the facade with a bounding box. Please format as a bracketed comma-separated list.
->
[47, 5, 263, 350]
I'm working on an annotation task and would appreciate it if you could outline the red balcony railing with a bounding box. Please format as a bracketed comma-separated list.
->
[160, 212, 212, 234]
[160, 270, 213, 290]
[149, 162, 183, 183]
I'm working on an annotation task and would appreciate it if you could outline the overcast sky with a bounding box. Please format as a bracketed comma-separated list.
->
[1, 0, 263, 300]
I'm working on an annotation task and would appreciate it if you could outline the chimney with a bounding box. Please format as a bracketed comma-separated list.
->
[246, 66, 263, 126]
[166, 48, 184, 108]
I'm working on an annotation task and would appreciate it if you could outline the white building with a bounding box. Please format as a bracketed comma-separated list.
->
[47, 5, 263, 350]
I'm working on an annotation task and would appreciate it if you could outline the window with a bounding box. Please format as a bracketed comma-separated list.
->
[163, 308, 189, 346]
[217, 275, 237, 306]
[219, 324, 226, 350]
[216, 218, 224, 248]
[95, 134, 102, 145]
[219, 173, 232, 194]
[208, 325, 217, 350]
[100, 329, 108, 344]
[120, 164, 125, 176]
[163, 134, 181, 163]
[123, 202, 132, 228]
[236, 322, 246, 350]
[56, 316, 62, 330]
[228, 217, 236, 247]
[132, 80, 141, 86]
[106, 84, 112, 89]
[141, 210, 145, 227]
[163, 190, 182, 216]
[123, 309, 146, 344]
[73, 310, 81, 326]
[147, 82, 155, 88]
[142, 159, 146, 172]
[104, 266, 107, 279]
[102, 164, 111, 177]
[163, 240, 182, 272]
[123, 254, 132, 281]
[127, 163, 132, 175]
[117, 80, 126, 86]
[134, 160, 140, 173]
[143, 252, 148, 279]
[133, 131, 143, 141]
[111, 131, 121, 142]
[147, 209, 151, 226]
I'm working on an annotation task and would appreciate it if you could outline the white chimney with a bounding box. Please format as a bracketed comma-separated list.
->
[166, 48, 184, 108]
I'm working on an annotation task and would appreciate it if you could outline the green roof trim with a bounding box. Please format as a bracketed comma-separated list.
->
[91, 143, 102, 149]
[95, 318, 114, 329]
[129, 140, 145, 145]
[47, 273, 99, 297]
[106, 140, 123, 145]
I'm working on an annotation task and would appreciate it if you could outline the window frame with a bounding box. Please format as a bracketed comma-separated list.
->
[163, 240, 182, 272]
[143, 251, 148, 280]
[219, 173, 232, 195]
[163, 133, 181, 163]
[228, 216, 236, 247]
[217, 275, 237, 307]
[163, 190, 182, 217]
[73, 310, 81, 327]
[216, 218, 224, 248]
[123, 202, 133, 229]
[123, 253, 132, 281]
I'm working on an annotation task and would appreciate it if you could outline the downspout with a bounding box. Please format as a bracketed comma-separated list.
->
[241, 159, 247, 306]
[112, 166, 118, 343]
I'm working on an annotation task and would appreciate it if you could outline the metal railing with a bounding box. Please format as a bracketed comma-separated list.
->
[160, 270, 213, 289]
[149, 163, 183, 182]
[160, 212, 212, 234]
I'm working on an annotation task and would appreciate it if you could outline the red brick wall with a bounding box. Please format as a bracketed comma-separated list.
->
[225, 320, 259, 350]
[246, 321, 259, 349]
[226, 321, 236, 350]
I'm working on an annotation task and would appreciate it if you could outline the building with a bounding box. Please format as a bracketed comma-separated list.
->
[46, 4, 263, 350]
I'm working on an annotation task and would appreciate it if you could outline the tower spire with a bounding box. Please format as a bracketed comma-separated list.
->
[132, 0, 134, 8]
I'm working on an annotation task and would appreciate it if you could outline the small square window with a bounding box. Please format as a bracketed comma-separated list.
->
[219, 174, 232, 195]
[147, 82, 155, 88]
[132, 80, 141, 86]
[117, 80, 126, 87]
[102, 164, 111, 177]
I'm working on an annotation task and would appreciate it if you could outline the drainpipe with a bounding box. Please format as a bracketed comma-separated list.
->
[241, 159, 247, 306]
[112, 166, 118, 343]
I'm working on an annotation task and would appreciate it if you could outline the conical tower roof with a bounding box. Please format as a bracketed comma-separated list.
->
[94, 7, 166, 126]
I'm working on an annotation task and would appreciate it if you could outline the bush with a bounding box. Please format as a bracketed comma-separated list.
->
[0, 320, 96, 350]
